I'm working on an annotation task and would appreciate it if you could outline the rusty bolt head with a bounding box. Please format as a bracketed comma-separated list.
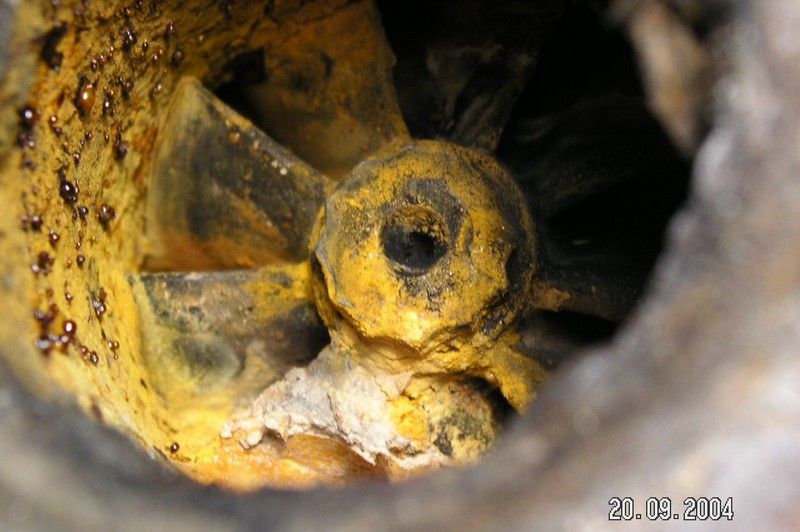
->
[310, 140, 535, 353]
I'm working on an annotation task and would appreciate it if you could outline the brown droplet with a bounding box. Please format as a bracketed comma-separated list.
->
[17, 130, 35, 149]
[89, 351, 99, 365]
[170, 49, 184, 67]
[36, 335, 55, 355]
[63, 319, 77, 337]
[169, 442, 180, 453]
[58, 173, 79, 204]
[65, 291, 74, 303]
[164, 21, 175, 39]
[48, 230, 60, 247]
[17, 105, 36, 149]
[113, 134, 128, 161]
[75, 77, 96, 116]
[19, 106, 37, 128]
[121, 78, 134, 99]
[120, 24, 137, 51]
[72, 152, 81, 166]
[102, 93, 115, 116]
[97, 204, 116, 228]
[92, 290, 107, 319]
[77, 205, 89, 221]
[21, 155, 37, 170]
[22, 214, 43, 232]
[34, 307, 56, 329]
[32, 251, 54, 275]
[76, 254, 85, 267]
[107, 339, 119, 351]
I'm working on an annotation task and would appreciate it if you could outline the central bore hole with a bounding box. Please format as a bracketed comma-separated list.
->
[381, 207, 448, 273]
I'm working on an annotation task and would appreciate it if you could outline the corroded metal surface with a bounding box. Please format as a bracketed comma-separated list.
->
[0, 0, 433, 491]
[129, 0, 570, 476]
[128, 263, 389, 489]
[132, 264, 326, 391]
[146, 78, 332, 270]
[2, 0, 797, 531]
[0, 0, 650, 488]
[223, 140, 545, 469]
[240, 0, 409, 177]
[311, 141, 535, 353]
[0, 0, 746, 520]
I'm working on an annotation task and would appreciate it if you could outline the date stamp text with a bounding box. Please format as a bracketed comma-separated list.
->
[608, 497, 734, 521]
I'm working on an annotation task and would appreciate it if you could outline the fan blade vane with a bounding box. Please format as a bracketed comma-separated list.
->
[130, 263, 327, 393]
[241, 0, 409, 177]
[146, 77, 332, 271]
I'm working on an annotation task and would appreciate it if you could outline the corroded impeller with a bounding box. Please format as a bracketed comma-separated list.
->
[131, 0, 630, 474]
[221, 139, 547, 469]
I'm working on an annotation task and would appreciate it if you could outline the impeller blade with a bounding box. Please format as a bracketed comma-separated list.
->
[503, 97, 687, 219]
[129, 263, 327, 393]
[509, 97, 689, 322]
[145, 77, 332, 272]
[517, 311, 616, 368]
[384, 0, 565, 152]
[442, 52, 537, 152]
[484, 342, 549, 412]
[531, 258, 644, 322]
[239, 0, 409, 177]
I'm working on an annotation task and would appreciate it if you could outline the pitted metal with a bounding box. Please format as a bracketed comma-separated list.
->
[222, 140, 547, 470]
[311, 140, 536, 353]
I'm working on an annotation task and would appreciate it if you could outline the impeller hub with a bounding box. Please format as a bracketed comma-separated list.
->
[223, 141, 545, 470]
[311, 140, 536, 354]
